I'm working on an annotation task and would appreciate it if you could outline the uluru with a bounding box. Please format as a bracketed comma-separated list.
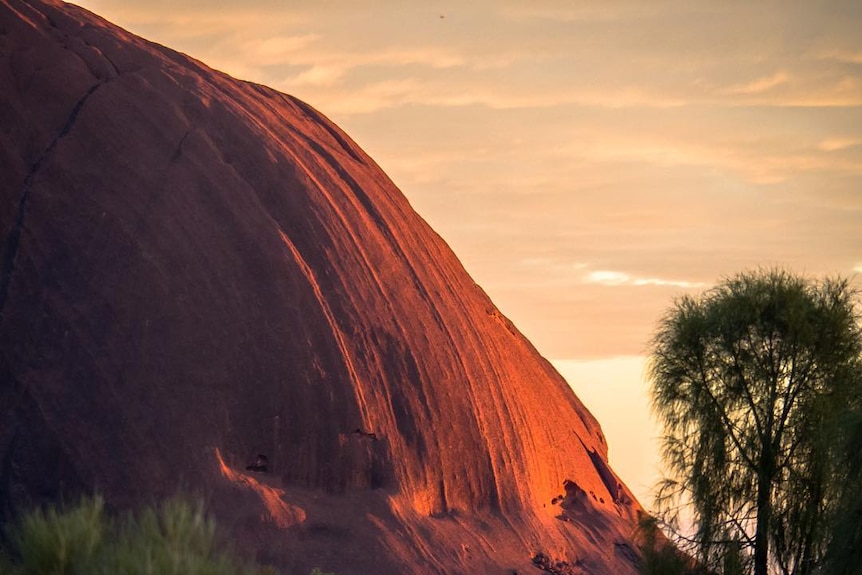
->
[0, 0, 646, 573]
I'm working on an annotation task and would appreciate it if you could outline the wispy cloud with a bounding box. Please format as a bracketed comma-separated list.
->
[724, 71, 791, 95]
[287, 65, 344, 88]
[236, 34, 319, 66]
[818, 138, 861, 152]
[585, 270, 708, 289]
[82, 0, 862, 116]
[817, 49, 862, 65]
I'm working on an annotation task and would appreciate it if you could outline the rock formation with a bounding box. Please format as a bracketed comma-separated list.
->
[0, 1, 645, 572]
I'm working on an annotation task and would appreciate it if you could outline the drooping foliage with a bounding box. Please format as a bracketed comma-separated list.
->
[649, 269, 862, 575]
[824, 408, 862, 574]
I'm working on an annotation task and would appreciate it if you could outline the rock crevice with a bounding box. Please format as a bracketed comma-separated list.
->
[0, 79, 104, 319]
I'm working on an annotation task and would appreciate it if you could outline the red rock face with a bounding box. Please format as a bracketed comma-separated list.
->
[0, 1, 644, 572]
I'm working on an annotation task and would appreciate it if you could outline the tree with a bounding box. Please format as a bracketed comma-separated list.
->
[648, 269, 862, 575]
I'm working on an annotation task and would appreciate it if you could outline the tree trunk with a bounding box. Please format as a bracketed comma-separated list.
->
[754, 469, 772, 575]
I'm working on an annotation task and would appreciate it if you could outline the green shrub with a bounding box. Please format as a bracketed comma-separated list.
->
[2, 496, 273, 575]
[11, 496, 106, 575]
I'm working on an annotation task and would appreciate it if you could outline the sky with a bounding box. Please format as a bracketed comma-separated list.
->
[72, 0, 862, 508]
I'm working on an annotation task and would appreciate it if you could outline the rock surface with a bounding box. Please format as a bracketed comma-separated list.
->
[0, 1, 644, 572]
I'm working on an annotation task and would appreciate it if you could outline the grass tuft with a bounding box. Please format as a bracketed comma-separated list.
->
[2, 496, 275, 575]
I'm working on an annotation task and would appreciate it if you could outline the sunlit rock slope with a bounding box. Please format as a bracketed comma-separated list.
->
[0, 1, 644, 572]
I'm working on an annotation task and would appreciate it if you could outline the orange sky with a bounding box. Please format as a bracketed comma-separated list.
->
[73, 0, 862, 507]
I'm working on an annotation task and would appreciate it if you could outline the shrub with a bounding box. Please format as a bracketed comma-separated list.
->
[9, 496, 106, 575]
[1, 496, 273, 575]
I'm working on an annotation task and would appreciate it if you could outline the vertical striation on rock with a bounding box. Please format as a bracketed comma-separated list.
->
[0, 1, 644, 572]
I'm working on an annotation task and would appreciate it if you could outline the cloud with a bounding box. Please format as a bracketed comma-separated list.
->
[632, 277, 710, 288]
[585, 270, 708, 289]
[724, 71, 791, 95]
[501, 3, 686, 24]
[236, 34, 319, 66]
[82, 3, 307, 40]
[818, 138, 861, 152]
[79, 0, 862, 118]
[817, 49, 862, 65]
[293, 78, 425, 115]
[507, 259, 713, 292]
[585, 270, 631, 286]
[291, 77, 694, 117]
[287, 65, 345, 87]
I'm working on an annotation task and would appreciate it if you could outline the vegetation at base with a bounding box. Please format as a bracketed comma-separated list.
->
[637, 515, 699, 575]
[638, 514, 745, 575]
[0, 495, 277, 575]
[647, 269, 862, 575]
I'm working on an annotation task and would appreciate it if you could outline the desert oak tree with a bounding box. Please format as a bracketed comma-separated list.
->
[649, 269, 862, 575]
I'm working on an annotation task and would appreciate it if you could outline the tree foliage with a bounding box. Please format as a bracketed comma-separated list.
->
[648, 269, 862, 575]
[824, 408, 862, 574]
